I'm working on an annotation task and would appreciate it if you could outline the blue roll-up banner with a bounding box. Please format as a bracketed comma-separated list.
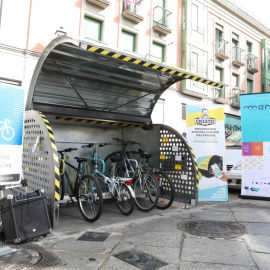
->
[240, 93, 270, 198]
[186, 105, 228, 201]
[0, 83, 25, 184]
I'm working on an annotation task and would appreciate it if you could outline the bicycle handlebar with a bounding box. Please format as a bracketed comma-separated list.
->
[112, 138, 140, 145]
[81, 142, 111, 148]
[58, 148, 77, 154]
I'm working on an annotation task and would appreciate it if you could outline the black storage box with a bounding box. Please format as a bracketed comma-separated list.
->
[0, 189, 52, 244]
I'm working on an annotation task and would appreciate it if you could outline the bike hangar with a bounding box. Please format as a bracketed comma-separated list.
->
[22, 35, 223, 227]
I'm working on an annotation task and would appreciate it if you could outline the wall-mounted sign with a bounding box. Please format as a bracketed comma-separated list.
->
[240, 93, 270, 198]
[186, 105, 228, 201]
[0, 84, 25, 184]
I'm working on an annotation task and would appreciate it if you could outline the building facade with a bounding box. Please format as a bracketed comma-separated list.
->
[0, 0, 270, 135]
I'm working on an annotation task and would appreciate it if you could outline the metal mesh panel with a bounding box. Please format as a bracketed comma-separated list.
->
[22, 110, 57, 227]
[159, 126, 198, 202]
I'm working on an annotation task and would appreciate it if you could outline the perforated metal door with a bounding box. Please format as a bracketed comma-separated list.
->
[22, 110, 59, 227]
[159, 126, 198, 202]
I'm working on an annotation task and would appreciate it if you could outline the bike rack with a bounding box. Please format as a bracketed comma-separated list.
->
[16, 36, 222, 227]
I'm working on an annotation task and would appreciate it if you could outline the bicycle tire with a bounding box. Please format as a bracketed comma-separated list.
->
[133, 172, 159, 212]
[155, 171, 175, 210]
[116, 184, 135, 216]
[59, 160, 66, 200]
[77, 174, 103, 222]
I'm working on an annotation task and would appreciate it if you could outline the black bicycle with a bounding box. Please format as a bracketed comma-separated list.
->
[58, 148, 103, 222]
[104, 138, 160, 212]
[135, 149, 175, 210]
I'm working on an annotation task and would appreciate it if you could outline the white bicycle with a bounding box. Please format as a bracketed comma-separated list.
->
[0, 119, 15, 141]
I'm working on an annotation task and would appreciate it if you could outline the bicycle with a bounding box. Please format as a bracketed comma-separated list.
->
[57, 148, 103, 222]
[81, 142, 135, 216]
[132, 149, 175, 210]
[0, 119, 15, 141]
[104, 138, 160, 212]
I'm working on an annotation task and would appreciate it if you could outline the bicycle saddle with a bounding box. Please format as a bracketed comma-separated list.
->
[75, 157, 88, 163]
[138, 149, 155, 159]
[110, 155, 122, 163]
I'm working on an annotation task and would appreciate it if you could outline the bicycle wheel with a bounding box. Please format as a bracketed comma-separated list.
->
[155, 171, 175, 210]
[133, 172, 159, 212]
[116, 184, 134, 216]
[77, 175, 103, 222]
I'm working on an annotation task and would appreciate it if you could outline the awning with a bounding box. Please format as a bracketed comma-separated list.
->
[27, 36, 223, 125]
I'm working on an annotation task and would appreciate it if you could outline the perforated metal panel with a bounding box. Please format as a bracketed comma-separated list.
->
[159, 126, 198, 202]
[22, 110, 58, 227]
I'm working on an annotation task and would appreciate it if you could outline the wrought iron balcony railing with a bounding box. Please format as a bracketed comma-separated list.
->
[214, 84, 230, 104]
[215, 38, 229, 60]
[246, 54, 258, 73]
[153, 6, 172, 34]
[122, 0, 144, 22]
[232, 47, 245, 67]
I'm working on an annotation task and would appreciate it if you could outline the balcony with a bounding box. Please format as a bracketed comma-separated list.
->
[232, 47, 245, 67]
[214, 84, 230, 104]
[153, 6, 172, 35]
[215, 38, 229, 61]
[231, 88, 245, 108]
[122, 0, 143, 23]
[86, 0, 110, 9]
[246, 54, 258, 73]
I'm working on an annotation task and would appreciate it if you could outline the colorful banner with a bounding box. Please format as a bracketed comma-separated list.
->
[240, 93, 270, 198]
[0, 84, 25, 184]
[186, 105, 228, 201]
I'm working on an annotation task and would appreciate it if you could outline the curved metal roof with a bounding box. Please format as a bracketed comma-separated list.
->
[27, 36, 223, 125]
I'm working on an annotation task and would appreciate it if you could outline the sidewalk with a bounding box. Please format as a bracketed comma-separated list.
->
[1, 194, 270, 270]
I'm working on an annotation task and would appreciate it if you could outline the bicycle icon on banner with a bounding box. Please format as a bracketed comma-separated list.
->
[0, 119, 15, 141]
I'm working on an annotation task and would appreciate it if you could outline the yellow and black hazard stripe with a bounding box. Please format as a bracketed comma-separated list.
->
[184, 139, 201, 189]
[56, 116, 145, 128]
[38, 111, 60, 201]
[86, 45, 223, 88]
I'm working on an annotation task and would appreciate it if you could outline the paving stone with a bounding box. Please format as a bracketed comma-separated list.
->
[189, 210, 236, 222]
[123, 230, 181, 248]
[240, 223, 270, 236]
[234, 211, 270, 223]
[181, 237, 255, 266]
[180, 261, 258, 270]
[105, 256, 140, 270]
[252, 252, 270, 270]
[51, 235, 120, 253]
[243, 234, 270, 253]
[51, 250, 109, 270]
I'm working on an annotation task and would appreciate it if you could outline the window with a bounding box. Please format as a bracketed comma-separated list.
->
[122, 30, 136, 52]
[247, 42, 252, 53]
[215, 24, 223, 40]
[191, 52, 198, 73]
[192, 4, 198, 30]
[232, 39, 238, 49]
[84, 16, 102, 41]
[232, 74, 239, 88]
[215, 67, 223, 82]
[152, 42, 165, 62]
[247, 79, 253, 93]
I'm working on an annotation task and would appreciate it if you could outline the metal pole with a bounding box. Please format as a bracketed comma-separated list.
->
[0, 0, 3, 38]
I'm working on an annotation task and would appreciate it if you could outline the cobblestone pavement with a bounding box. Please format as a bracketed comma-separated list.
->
[2, 190, 270, 270]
